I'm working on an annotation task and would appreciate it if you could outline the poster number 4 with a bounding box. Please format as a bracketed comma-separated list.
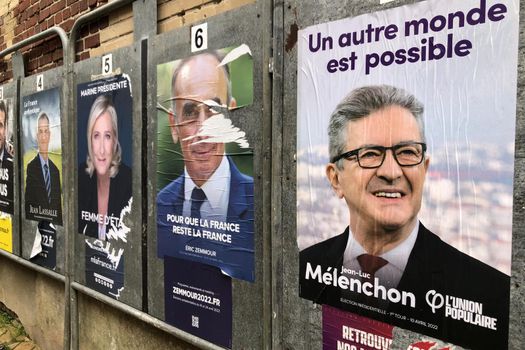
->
[102, 54, 112, 75]
[191, 23, 208, 52]
[36, 75, 44, 91]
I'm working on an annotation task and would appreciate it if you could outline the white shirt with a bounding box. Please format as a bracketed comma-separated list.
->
[182, 155, 230, 222]
[343, 220, 419, 288]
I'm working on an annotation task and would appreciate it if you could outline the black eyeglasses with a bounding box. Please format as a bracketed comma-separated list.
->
[331, 142, 427, 168]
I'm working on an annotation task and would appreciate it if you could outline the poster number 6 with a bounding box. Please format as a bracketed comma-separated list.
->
[191, 23, 207, 52]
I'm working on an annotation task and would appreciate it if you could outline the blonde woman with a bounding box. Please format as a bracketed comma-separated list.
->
[78, 95, 131, 240]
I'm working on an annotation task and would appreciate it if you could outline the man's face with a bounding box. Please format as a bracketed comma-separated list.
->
[328, 105, 429, 235]
[37, 117, 50, 157]
[0, 110, 6, 153]
[170, 54, 231, 186]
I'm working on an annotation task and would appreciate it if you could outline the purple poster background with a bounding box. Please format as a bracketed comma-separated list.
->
[323, 306, 393, 350]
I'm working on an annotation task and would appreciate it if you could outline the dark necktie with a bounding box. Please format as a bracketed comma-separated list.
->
[357, 254, 388, 282]
[44, 163, 51, 203]
[354, 254, 389, 308]
[191, 187, 207, 219]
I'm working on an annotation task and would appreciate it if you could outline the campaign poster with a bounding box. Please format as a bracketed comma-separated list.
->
[297, 1, 518, 349]
[156, 45, 255, 282]
[77, 75, 133, 241]
[0, 98, 14, 215]
[323, 306, 393, 350]
[30, 221, 57, 269]
[0, 96, 15, 253]
[0, 214, 12, 253]
[21, 87, 63, 226]
[164, 256, 232, 348]
[85, 240, 125, 299]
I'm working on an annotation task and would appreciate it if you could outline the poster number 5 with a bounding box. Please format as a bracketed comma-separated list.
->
[102, 54, 113, 75]
[191, 23, 207, 52]
[36, 75, 44, 91]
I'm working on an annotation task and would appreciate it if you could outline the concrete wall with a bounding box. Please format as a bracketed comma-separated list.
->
[0, 254, 203, 349]
[77, 294, 199, 350]
[0, 255, 64, 350]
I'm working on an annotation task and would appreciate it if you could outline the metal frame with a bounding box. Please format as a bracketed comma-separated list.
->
[0, 1, 253, 349]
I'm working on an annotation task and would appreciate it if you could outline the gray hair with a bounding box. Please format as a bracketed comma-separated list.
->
[37, 111, 49, 131]
[85, 95, 122, 178]
[328, 85, 425, 169]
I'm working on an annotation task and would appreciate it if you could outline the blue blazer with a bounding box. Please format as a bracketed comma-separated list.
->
[157, 156, 254, 282]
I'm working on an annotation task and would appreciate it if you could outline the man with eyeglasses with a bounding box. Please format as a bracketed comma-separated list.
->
[156, 51, 254, 281]
[299, 85, 509, 349]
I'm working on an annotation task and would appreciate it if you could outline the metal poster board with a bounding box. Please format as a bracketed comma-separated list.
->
[73, 44, 143, 308]
[147, 2, 270, 348]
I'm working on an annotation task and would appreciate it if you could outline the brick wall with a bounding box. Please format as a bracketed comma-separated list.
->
[0, 0, 110, 83]
[0, 0, 20, 82]
[0, 0, 254, 84]
[158, 0, 254, 33]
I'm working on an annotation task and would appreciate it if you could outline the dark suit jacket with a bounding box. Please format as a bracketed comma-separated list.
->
[0, 150, 14, 214]
[78, 163, 132, 238]
[299, 223, 510, 349]
[157, 156, 254, 281]
[24, 154, 62, 225]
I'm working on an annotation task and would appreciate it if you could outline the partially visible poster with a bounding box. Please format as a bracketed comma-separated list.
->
[156, 46, 255, 282]
[22, 87, 62, 226]
[77, 75, 133, 241]
[30, 221, 56, 269]
[323, 306, 393, 350]
[0, 96, 14, 253]
[85, 240, 125, 299]
[0, 214, 12, 253]
[297, 1, 518, 349]
[0, 98, 14, 215]
[164, 256, 232, 348]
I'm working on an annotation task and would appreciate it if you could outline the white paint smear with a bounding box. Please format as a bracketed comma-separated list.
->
[122, 73, 132, 97]
[30, 226, 42, 258]
[182, 113, 250, 148]
[109, 286, 125, 300]
[86, 239, 124, 270]
[105, 197, 132, 243]
[218, 44, 252, 67]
